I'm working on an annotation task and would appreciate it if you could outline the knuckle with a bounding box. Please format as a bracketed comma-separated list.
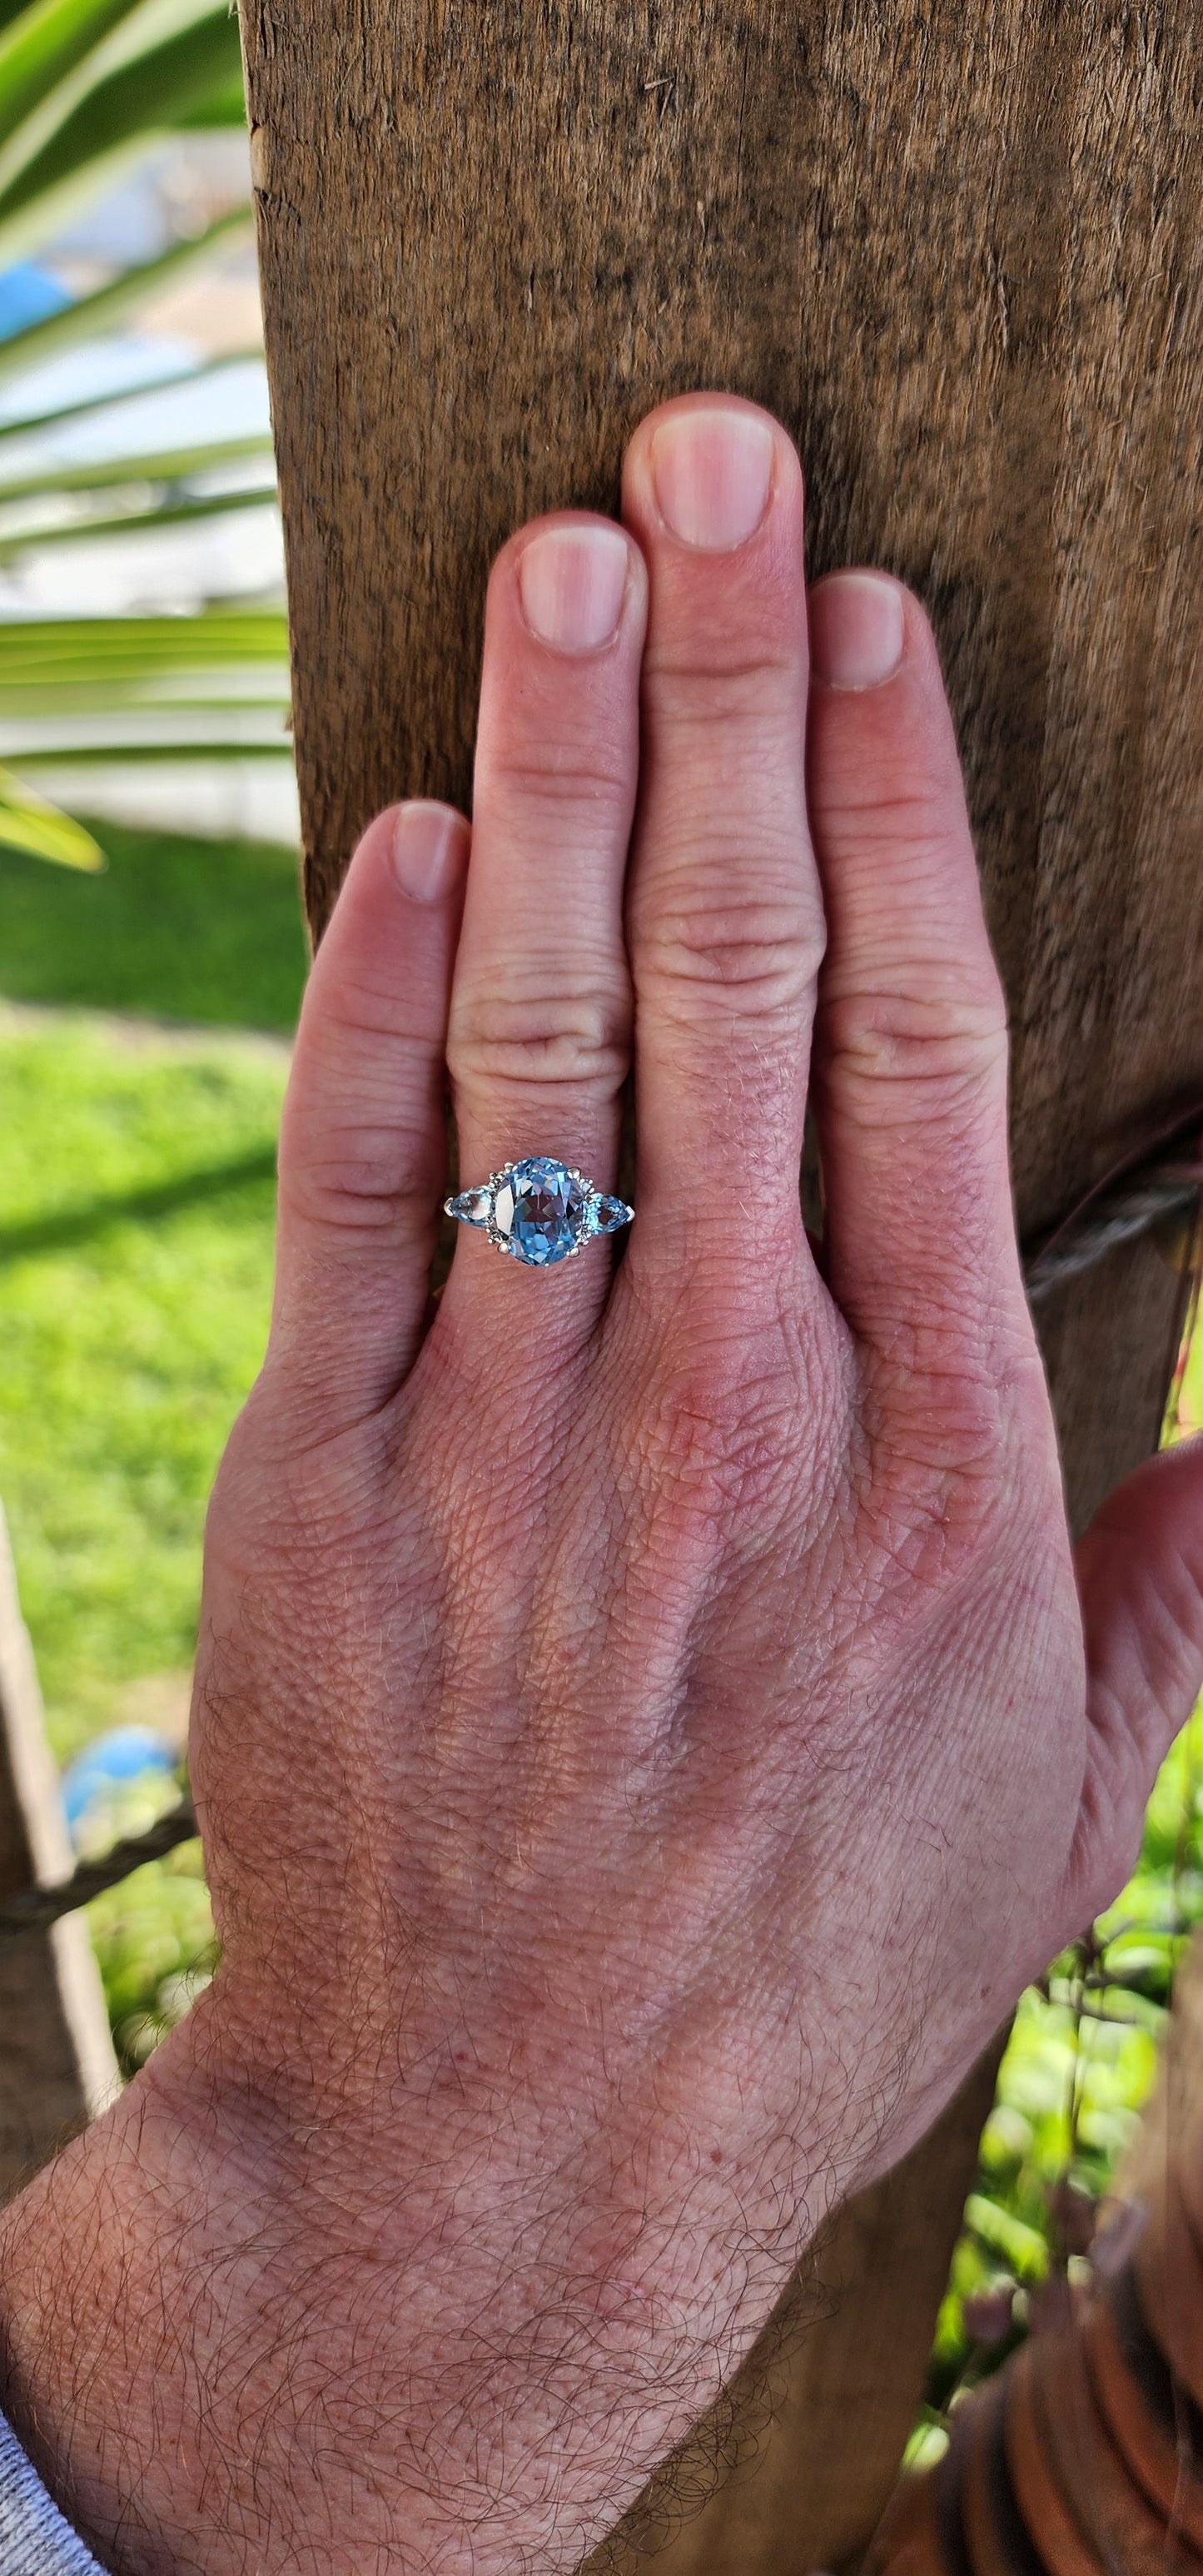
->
[485, 743, 634, 819]
[625, 1325, 803, 1536]
[279, 1121, 439, 1245]
[637, 878, 824, 1025]
[448, 977, 631, 1100]
[818, 982, 1007, 1116]
[854, 1335, 1050, 1595]
[644, 642, 799, 733]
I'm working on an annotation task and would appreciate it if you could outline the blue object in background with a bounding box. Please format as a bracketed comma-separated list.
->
[0, 262, 70, 344]
[61, 1725, 176, 1827]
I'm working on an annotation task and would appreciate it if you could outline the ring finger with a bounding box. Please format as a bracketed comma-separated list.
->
[441, 512, 647, 1362]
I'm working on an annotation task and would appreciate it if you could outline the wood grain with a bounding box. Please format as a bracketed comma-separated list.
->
[0, 1502, 117, 2201]
[239, 0, 1203, 2559]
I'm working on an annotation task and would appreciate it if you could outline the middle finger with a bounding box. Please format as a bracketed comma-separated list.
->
[443, 513, 647, 1360]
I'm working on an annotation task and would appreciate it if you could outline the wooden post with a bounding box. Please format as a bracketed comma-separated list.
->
[0, 1502, 117, 2198]
[239, 1, 1203, 2559]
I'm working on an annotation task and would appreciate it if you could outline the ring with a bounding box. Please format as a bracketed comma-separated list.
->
[445, 1156, 634, 1268]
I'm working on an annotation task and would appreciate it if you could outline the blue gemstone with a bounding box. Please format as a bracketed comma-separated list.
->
[446, 1186, 490, 1227]
[594, 1193, 633, 1234]
[492, 1157, 589, 1266]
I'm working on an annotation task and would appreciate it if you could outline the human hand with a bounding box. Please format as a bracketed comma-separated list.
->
[4, 394, 1203, 2576]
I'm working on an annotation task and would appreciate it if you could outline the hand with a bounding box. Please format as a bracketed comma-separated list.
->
[3, 394, 1202, 2576]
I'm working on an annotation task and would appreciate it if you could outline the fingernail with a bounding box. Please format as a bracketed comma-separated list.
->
[391, 802, 465, 902]
[518, 524, 630, 650]
[650, 406, 775, 550]
[809, 572, 905, 689]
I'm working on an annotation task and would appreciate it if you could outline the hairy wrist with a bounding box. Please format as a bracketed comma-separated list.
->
[0, 1985, 811, 2576]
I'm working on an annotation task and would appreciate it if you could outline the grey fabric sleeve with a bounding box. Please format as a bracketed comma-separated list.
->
[0, 2408, 107, 2574]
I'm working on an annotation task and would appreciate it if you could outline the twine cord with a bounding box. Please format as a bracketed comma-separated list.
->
[2, 1109, 1201, 1942]
[0, 1801, 198, 1941]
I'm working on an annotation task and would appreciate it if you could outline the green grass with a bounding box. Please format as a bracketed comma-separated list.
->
[0, 813, 304, 2057]
[0, 817, 307, 1031]
[0, 1014, 287, 1764]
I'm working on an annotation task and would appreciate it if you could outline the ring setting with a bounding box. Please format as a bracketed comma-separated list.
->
[445, 1156, 634, 1268]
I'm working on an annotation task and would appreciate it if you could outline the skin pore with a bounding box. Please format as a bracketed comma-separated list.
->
[1, 392, 1202, 2576]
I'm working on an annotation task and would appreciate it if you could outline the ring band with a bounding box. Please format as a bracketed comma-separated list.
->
[445, 1156, 634, 1269]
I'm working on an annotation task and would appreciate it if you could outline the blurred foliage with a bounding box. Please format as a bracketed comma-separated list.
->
[0, 0, 279, 2071]
[907, 1291, 1203, 2466]
[87, 1827, 212, 2078]
[0, 0, 283, 868]
[0, 808, 292, 2061]
[0, 755, 100, 861]
[72, 1753, 211, 2083]
[0, 1002, 286, 1763]
[0, 809, 306, 1024]
[0, 0, 244, 272]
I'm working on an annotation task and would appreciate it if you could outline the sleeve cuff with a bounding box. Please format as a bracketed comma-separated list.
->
[0, 2406, 107, 2574]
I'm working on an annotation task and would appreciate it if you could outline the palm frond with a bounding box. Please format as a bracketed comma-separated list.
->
[0, 206, 250, 383]
[0, 758, 102, 862]
[0, 0, 244, 261]
[0, 0, 147, 156]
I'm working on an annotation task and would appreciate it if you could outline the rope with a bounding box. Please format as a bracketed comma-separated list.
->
[2, 1108, 1200, 1944]
[1022, 1161, 1203, 1300]
[0, 1799, 197, 1943]
[1020, 1102, 1203, 1303]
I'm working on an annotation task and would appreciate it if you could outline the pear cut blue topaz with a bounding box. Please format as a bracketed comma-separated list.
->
[445, 1156, 634, 1267]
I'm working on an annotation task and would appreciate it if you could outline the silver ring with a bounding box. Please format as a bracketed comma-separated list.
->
[445, 1156, 634, 1269]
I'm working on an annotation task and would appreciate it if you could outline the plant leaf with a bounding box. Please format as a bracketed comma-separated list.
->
[0, 206, 247, 385]
[0, 346, 262, 448]
[176, 72, 244, 126]
[0, 759, 102, 863]
[11, 740, 294, 763]
[0, 613, 289, 682]
[0, 477, 276, 557]
[0, 6, 244, 251]
[0, 430, 274, 502]
[0, 0, 146, 155]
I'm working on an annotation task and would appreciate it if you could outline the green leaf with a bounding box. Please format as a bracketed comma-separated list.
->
[176, 70, 243, 125]
[963, 2194, 1049, 2283]
[0, 476, 276, 558]
[0, 0, 146, 154]
[12, 739, 294, 762]
[0, 348, 263, 451]
[0, 430, 273, 503]
[0, 6, 244, 246]
[0, 612, 289, 684]
[0, 761, 102, 864]
[0, 206, 249, 385]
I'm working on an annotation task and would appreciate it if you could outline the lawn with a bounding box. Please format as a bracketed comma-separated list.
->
[0, 818, 307, 1033]
[0, 812, 302, 2067]
[0, 1014, 287, 1763]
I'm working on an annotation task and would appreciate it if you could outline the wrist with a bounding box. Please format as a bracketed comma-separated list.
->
[0, 1985, 796, 2576]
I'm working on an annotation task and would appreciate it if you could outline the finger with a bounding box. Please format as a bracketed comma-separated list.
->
[619, 395, 826, 1278]
[1070, 1435, 1203, 1917]
[805, 574, 1021, 1358]
[270, 800, 468, 1424]
[441, 514, 645, 1355]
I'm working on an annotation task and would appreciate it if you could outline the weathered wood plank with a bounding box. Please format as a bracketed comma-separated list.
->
[239, 0, 1203, 2557]
[0, 1502, 117, 2201]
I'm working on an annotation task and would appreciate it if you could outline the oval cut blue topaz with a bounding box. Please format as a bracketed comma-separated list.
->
[492, 1157, 589, 1266]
